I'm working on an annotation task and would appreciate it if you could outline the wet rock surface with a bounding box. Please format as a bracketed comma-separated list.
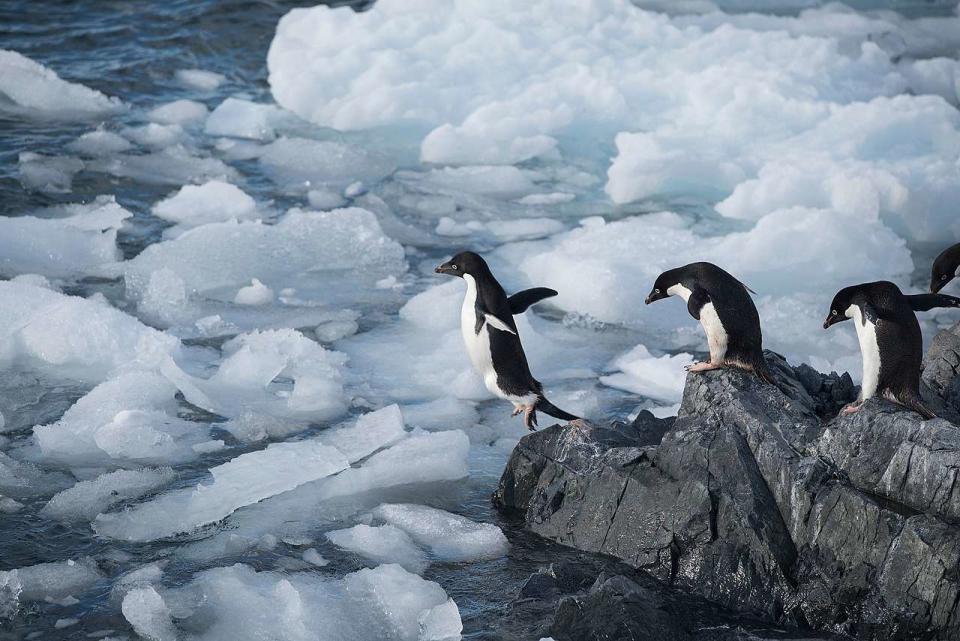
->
[495, 324, 960, 640]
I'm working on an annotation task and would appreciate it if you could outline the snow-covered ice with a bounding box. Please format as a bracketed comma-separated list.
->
[372, 504, 509, 562]
[0, 50, 123, 119]
[151, 180, 258, 233]
[205, 97, 281, 141]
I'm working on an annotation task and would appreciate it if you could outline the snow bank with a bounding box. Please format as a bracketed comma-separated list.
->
[326, 524, 429, 573]
[172, 563, 458, 641]
[0, 50, 123, 119]
[372, 504, 509, 562]
[0, 196, 130, 277]
[42, 467, 176, 521]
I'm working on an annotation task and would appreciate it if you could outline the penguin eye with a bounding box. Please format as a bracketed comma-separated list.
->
[943, 274, 949, 280]
[451, 264, 458, 270]
[831, 310, 837, 316]
[654, 288, 660, 294]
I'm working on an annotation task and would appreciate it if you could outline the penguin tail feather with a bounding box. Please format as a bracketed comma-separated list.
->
[900, 393, 936, 420]
[535, 396, 580, 423]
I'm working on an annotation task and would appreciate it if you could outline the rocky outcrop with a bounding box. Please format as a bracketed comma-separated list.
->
[495, 324, 960, 640]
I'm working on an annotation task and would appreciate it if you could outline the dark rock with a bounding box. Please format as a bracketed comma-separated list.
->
[494, 336, 960, 640]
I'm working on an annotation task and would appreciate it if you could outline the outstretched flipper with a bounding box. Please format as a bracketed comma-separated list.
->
[508, 287, 558, 314]
[905, 293, 960, 312]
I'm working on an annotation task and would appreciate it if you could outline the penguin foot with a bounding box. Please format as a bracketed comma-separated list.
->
[840, 402, 863, 415]
[523, 405, 538, 431]
[510, 405, 523, 417]
[686, 361, 721, 373]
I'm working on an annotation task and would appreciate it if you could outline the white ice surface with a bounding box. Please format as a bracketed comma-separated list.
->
[372, 503, 509, 562]
[326, 524, 429, 574]
[205, 97, 281, 141]
[41, 467, 176, 522]
[148, 99, 209, 125]
[600, 344, 694, 403]
[152, 180, 258, 232]
[175, 68, 225, 91]
[122, 586, 177, 641]
[0, 49, 123, 119]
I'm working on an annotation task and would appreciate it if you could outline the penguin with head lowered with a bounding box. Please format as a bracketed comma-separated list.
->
[435, 251, 579, 430]
[645, 262, 773, 383]
[931, 242, 960, 294]
[823, 281, 960, 418]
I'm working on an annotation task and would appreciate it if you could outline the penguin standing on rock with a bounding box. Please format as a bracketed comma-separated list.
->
[645, 262, 774, 384]
[931, 242, 960, 293]
[435, 251, 580, 430]
[823, 281, 960, 418]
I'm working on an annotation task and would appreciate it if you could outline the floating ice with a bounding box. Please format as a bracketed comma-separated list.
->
[171, 563, 456, 641]
[0, 496, 23, 513]
[259, 137, 395, 193]
[66, 128, 133, 156]
[0, 451, 70, 498]
[0, 280, 178, 384]
[151, 180, 258, 231]
[205, 98, 280, 141]
[373, 504, 509, 562]
[149, 99, 209, 125]
[175, 68, 226, 91]
[87, 145, 238, 186]
[122, 586, 177, 641]
[120, 207, 407, 313]
[600, 344, 694, 403]
[0, 49, 123, 119]
[0, 559, 101, 615]
[0, 195, 129, 277]
[94, 439, 350, 541]
[419, 599, 463, 641]
[123, 123, 185, 148]
[234, 279, 274, 306]
[326, 524, 429, 573]
[18, 152, 84, 193]
[302, 549, 328, 567]
[34, 372, 212, 466]
[41, 467, 176, 521]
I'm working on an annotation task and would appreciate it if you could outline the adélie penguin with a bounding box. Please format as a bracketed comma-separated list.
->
[931, 242, 960, 293]
[435, 251, 580, 430]
[645, 262, 774, 384]
[823, 280, 960, 418]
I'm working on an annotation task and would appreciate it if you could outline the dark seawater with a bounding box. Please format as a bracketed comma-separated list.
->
[0, 1, 953, 639]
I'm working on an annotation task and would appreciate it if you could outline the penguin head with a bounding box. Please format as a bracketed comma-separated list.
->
[645, 267, 685, 304]
[930, 246, 959, 293]
[823, 286, 857, 329]
[435, 251, 488, 279]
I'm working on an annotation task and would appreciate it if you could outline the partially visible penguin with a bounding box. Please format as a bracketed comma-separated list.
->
[645, 262, 774, 383]
[823, 281, 960, 418]
[435, 251, 579, 430]
[931, 242, 960, 293]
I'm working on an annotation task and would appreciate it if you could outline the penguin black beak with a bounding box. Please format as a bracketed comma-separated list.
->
[644, 291, 663, 305]
[644, 296, 653, 305]
[823, 315, 839, 330]
[435, 263, 455, 276]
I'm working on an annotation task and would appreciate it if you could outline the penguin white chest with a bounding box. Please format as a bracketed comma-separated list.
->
[460, 275, 499, 394]
[847, 304, 880, 400]
[668, 284, 728, 363]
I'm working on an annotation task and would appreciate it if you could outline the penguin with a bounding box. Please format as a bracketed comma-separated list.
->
[822, 281, 960, 419]
[930, 242, 960, 293]
[644, 262, 774, 383]
[435, 251, 579, 430]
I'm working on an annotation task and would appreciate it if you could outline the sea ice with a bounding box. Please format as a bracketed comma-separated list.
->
[0, 559, 101, 609]
[600, 344, 694, 403]
[174, 68, 226, 91]
[0, 49, 123, 119]
[18, 152, 84, 193]
[41, 467, 176, 521]
[66, 128, 133, 156]
[259, 137, 396, 193]
[87, 145, 238, 186]
[372, 504, 509, 562]
[122, 587, 177, 641]
[419, 599, 463, 641]
[205, 98, 280, 141]
[148, 99, 209, 125]
[93, 438, 350, 541]
[234, 279, 274, 306]
[326, 524, 429, 573]
[151, 180, 258, 231]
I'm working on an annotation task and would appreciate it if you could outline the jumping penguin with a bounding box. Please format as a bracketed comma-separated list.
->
[931, 242, 960, 293]
[823, 280, 960, 418]
[645, 262, 774, 383]
[435, 251, 579, 430]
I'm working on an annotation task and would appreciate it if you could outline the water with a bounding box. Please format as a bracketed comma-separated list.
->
[0, 0, 956, 639]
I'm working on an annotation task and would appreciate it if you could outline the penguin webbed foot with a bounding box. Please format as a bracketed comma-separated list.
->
[685, 361, 721, 373]
[523, 405, 538, 431]
[510, 405, 523, 417]
[840, 402, 863, 415]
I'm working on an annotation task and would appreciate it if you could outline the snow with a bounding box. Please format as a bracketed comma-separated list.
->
[170, 563, 457, 641]
[151, 180, 258, 232]
[0, 196, 130, 277]
[175, 68, 226, 91]
[234, 279, 274, 305]
[148, 99, 209, 125]
[205, 98, 280, 141]
[0, 50, 123, 119]
[326, 524, 429, 573]
[41, 467, 176, 521]
[372, 504, 509, 562]
[600, 344, 694, 403]
[122, 587, 177, 641]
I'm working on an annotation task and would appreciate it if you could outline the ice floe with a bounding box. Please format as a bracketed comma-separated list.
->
[0, 50, 123, 119]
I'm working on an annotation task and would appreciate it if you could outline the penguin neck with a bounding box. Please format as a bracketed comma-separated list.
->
[667, 284, 692, 302]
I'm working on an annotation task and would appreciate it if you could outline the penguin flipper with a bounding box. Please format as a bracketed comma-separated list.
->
[687, 287, 711, 320]
[508, 287, 558, 314]
[905, 293, 960, 312]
